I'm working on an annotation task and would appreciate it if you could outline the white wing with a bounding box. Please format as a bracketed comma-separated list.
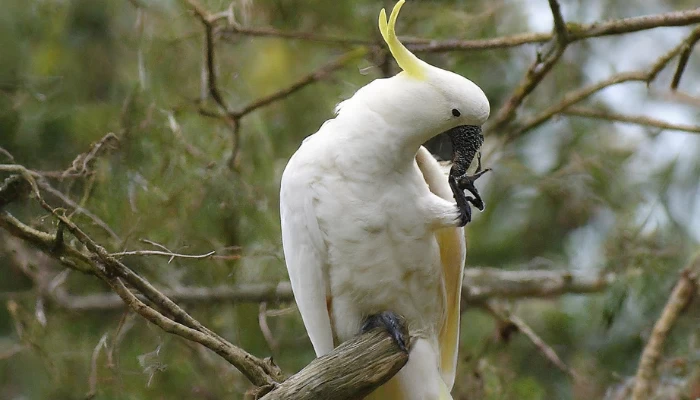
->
[280, 144, 335, 356]
[416, 146, 467, 390]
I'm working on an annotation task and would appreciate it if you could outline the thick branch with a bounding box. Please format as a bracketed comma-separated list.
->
[631, 255, 700, 400]
[260, 327, 409, 400]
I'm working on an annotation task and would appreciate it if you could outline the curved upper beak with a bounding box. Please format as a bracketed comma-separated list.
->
[444, 125, 484, 177]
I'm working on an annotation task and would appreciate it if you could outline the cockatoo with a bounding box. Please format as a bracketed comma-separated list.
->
[280, 1, 490, 399]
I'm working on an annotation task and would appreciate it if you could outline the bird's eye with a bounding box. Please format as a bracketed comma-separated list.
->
[451, 109, 461, 117]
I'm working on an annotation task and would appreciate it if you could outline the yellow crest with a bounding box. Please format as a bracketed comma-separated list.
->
[379, 0, 427, 80]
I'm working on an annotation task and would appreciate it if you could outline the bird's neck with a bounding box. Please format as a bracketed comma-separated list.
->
[331, 111, 430, 174]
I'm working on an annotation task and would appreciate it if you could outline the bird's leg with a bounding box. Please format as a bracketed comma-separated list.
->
[361, 311, 409, 353]
[457, 152, 491, 211]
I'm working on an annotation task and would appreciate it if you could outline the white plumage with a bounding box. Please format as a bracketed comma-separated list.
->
[280, 1, 489, 399]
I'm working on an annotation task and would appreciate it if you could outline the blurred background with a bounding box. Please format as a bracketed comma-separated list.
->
[1, 0, 699, 399]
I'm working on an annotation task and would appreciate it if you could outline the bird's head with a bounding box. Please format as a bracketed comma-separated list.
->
[353, 0, 489, 166]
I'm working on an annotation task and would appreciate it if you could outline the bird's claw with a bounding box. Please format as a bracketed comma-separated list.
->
[449, 153, 490, 224]
[361, 311, 408, 353]
[449, 176, 472, 227]
[458, 167, 491, 211]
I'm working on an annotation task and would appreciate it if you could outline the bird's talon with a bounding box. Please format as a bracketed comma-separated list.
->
[361, 311, 409, 353]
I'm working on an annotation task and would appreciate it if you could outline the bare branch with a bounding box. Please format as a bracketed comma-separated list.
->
[260, 327, 409, 400]
[548, 0, 568, 45]
[232, 48, 368, 119]
[487, 0, 571, 133]
[507, 24, 700, 138]
[52, 283, 294, 311]
[218, 8, 700, 53]
[0, 146, 15, 163]
[410, 8, 700, 52]
[462, 267, 613, 304]
[0, 170, 284, 388]
[221, 24, 375, 47]
[41, 268, 612, 311]
[86, 333, 109, 399]
[484, 302, 579, 380]
[514, 71, 647, 136]
[110, 249, 216, 260]
[562, 106, 700, 134]
[631, 255, 700, 400]
[671, 26, 700, 90]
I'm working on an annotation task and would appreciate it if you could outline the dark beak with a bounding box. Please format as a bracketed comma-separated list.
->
[444, 125, 484, 178]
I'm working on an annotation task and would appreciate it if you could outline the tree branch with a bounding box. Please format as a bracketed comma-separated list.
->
[631, 255, 700, 400]
[231, 47, 368, 119]
[670, 26, 700, 90]
[462, 267, 613, 304]
[217, 8, 700, 53]
[487, 0, 571, 133]
[0, 170, 284, 388]
[562, 106, 700, 134]
[28, 268, 613, 311]
[409, 8, 700, 52]
[260, 327, 409, 400]
[509, 25, 700, 138]
[484, 302, 579, 380]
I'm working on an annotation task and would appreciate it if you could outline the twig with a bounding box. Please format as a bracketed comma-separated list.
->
[646, 27, 700, 83]
[562, 106, 700, 134]
[631, 255, 700, 400]
[86, 333, 109, 399]
[37, 180, 121, 242]
[188, 0, 241, 167]
[259, 302, 279, 353]
[670, 26, 700, 90]
[221, 24, 375, 47]
[231, 47, 368, 119]
[110, 249, 216, 260]
[514, 71, 647, 136]
[484, 302, 579, 380]
[0, 146, 15, 162]
[187, 1, 367, 168]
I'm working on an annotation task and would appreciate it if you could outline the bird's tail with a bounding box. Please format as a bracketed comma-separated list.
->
[364, 338, 452, 400]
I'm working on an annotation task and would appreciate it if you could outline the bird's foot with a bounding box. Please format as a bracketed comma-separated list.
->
[449, 175, 472, 227]
[361, 311, 408, 353]
[457, 168, 490, 211]
[457, 154, 491, 212]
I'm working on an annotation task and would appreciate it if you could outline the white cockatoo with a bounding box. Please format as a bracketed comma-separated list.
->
[280, 1, 490, 399]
